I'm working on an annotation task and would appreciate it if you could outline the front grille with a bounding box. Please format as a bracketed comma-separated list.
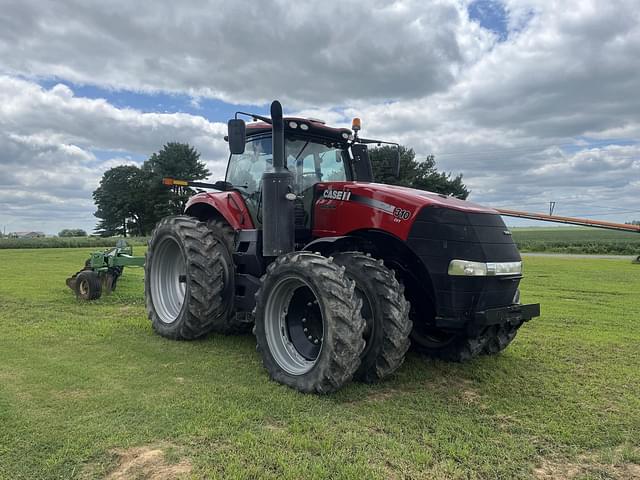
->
[407, 206, 521, 318]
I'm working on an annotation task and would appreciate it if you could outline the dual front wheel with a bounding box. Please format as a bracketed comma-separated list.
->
[253, 251, 412, 393]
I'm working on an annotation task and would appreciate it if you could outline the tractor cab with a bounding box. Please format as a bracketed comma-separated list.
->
[225, 116, 398, 239]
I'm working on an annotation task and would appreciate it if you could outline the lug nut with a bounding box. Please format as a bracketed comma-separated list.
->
[314, 339, 319, 344]
[301, 317, 306, 323]
[307, 302, 312, 307]
[303, 328, 308, 333]
[308, 335, 313, 340]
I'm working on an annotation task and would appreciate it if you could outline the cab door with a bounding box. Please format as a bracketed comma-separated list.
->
[284, 139, 349, 240]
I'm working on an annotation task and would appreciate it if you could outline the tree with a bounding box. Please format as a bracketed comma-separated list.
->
[93, 143, 210, 236]
[141, 142, 210, 217]
[58, 229, 87, 237]
[93, 165, 147, 237]
[370, 145, 469, 199]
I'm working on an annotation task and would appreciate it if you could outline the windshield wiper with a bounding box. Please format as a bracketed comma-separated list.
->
[294, 140, 310, 161]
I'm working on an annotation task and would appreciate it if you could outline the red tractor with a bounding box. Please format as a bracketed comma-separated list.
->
[145, 101, 540, 393]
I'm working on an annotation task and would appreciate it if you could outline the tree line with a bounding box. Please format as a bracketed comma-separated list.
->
[93, 143, 209, 236]
[93, 143, 468, 236]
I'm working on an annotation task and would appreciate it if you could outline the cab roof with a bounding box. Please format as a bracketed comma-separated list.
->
[246, 117, 353, 143]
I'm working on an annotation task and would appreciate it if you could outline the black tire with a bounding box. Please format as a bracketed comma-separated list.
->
[74, 270, 102, 300]
[144, 216, 234, 340]
[332, 252, 411, 383]
[253, 252, 365, 394]
[482, 289, 522, 355]
[411, 290, 522, 361]
[207, 218, 235, 252]
[207, 218, 252, 334]
[481, 323, 521, 355]
[420, 331, 489, 361]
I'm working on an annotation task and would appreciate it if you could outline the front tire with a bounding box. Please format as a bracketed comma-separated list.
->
[412, 327, 488, 362]
[253, 252, 365, 394]
[332, 252, 412, 383]
[145, 216, 234, 340]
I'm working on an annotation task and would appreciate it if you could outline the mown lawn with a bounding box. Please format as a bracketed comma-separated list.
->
[0, 248, 638, 479]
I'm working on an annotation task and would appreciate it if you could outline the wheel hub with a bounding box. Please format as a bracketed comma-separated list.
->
[149, 236, 187, 324]
[264, 276, 325, 375]
[286, 293, 322, 361]
[79, 279, 89, 296]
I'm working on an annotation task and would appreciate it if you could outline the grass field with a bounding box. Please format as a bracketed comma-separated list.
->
[0, 249, 639, 479]
[511, 227, 640, 255]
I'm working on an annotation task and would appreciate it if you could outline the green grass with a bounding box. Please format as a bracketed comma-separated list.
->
[512, 227, 640, 255]
[0, 249, 639, 479]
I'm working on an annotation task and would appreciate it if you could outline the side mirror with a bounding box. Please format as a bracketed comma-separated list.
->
[227, 119, 246, 154]
[351, 144, 373, 182]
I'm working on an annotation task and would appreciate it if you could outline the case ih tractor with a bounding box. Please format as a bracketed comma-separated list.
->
[145, 101, 540, 393]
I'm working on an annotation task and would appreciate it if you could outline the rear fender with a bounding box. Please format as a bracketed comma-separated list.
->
[185, 191, 254, 230]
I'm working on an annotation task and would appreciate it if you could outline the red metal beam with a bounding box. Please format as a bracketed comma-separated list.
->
[496, 208, 640, 233]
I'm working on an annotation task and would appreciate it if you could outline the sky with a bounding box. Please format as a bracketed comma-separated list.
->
[0, 0, 638, 235]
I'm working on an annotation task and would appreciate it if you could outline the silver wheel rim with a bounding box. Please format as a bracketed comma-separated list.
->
[264, 275, 323, 376]
[79, 279, 89, 296]
[150, 236, 186, 324]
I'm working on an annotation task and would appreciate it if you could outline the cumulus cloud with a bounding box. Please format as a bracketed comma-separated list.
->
[0, 0, 494, 106]
[0, 77, 229, 233]
[0, 0, 638, 233]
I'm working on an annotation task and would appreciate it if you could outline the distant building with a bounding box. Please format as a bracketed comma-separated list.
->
[8, 231, 46, 238]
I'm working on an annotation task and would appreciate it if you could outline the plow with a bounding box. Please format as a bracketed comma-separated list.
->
[66, 240, 145, 300]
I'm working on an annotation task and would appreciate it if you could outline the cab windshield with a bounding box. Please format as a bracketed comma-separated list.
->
[225, 136, 349, 197]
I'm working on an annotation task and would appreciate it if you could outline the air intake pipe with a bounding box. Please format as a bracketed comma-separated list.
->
[261, 101, 295, 256]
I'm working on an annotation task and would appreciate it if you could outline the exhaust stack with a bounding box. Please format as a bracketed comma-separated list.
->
[261, 101, 295, 256]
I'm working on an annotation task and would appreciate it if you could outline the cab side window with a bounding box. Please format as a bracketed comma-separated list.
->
[285, 139, 347, 194]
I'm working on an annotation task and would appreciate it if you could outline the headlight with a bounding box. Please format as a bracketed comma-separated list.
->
[448, 260, 522, 276]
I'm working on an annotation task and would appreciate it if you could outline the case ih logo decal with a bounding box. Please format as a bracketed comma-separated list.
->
[323, 189, 352, 201]
[321, 188, 412, 222]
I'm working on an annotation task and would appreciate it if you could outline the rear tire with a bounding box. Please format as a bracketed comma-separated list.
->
[74, 270, 102, 300]
[253, 252, 365, 394]
[332, 252, 411, 383]
[145, 216, 234, 340]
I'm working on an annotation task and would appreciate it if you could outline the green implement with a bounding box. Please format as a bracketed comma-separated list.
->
[66, 240, 145, 300]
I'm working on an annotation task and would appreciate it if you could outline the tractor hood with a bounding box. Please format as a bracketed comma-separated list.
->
[319, 181, 496, 215]
[347, 182, 496, 214]
[313, 181, 501, 242]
